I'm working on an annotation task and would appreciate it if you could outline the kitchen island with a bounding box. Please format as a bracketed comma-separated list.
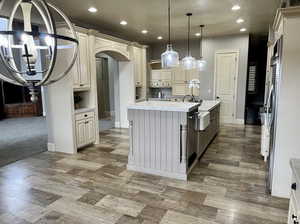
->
[127, 100, 220, 180]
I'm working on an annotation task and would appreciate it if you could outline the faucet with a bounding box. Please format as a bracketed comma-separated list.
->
[183, 94, 196, 102]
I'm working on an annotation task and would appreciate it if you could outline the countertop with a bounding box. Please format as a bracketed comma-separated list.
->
[290, 159, 300, 184]
[74, 108, 95, 114]
[128, 101, 200, 112]
[198, 100, 221, 111]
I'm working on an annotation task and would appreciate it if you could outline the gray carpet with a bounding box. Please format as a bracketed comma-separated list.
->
[0, 117, 47, 167]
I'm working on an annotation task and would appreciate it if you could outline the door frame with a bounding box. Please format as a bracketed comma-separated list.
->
[213, 49, 240, 123]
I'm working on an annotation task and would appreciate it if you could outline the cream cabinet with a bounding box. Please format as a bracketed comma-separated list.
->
[150, 69, 172, 88]
[172, 67, 186, 83]
[75, 111, 95, 148]
[133, 47, 146, 87]
[172, 68, 200, 96]
[73, 32, 90, 90]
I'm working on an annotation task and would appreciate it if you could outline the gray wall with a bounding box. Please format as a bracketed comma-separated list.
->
[149, 34, 249, 120]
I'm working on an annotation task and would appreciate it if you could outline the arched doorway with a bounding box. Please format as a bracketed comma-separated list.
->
[94, 50, 131, 131]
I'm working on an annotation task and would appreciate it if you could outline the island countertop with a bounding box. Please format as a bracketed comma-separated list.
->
[290, 159, 300, 185]
[128, 101, 200, 112]
[198, 100, 221, 111]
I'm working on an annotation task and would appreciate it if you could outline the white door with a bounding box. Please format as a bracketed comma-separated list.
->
[215, 51, 238, 123]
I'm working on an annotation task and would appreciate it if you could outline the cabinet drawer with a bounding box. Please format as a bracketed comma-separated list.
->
[75, 111, 94, 121]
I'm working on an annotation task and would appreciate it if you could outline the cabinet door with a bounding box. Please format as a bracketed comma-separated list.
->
[151, 70, 161, 81]
[78, 33, 90, 88]
[160, 70, 172, 81]
[134, 47, 142, 86]
[172, 67, 186, 83]
[76, 120, 86, 148]
[72, 58, 81, 89]
[85, 118, 96, 144]
[172, 84, 187, 96]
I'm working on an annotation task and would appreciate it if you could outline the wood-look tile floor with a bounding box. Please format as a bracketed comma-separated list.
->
[0, 125, 289, 224]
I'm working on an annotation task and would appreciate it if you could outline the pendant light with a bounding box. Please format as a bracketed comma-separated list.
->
[182, 13, 196, 70]
[161, 0, 179, 69]
[196, 25, 207, 71]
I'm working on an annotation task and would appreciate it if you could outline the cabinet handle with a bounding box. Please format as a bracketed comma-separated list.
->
[84, 114, 88, 117]
[292, 183, 297, 190]
[80, 84, 84, 86]
[180, 125, 182, 163]
[293, 215, 298, 219]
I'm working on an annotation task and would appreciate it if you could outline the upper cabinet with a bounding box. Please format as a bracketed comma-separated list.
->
[172, 67, 186, 83]
[133, 46, 146, 88]
[150, 69, 172, 88]
[73, 32, 91, 90]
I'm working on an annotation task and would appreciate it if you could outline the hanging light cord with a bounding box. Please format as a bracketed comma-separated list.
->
[168, 0, 171, 45]
[199, 25, 204, 59]
[186, 13, 192, 56]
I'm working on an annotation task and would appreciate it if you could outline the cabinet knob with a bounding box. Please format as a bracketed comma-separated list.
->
[84, 114, 88, 117]
[80, 84, 84, 86]
[292, 183, 297, 190]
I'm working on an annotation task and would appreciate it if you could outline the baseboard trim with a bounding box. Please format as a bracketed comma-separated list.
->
[114, 121, 121, 128]
[127, 165, 187, 181]
[47, 143, 55, 152]
[234, 119, 245, 125]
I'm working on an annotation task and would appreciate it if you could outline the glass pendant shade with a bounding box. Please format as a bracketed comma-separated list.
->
[197, 25, 206, 72]
[196, 59, 207, 71]
[161, 0, 179, 69]
[161, 44, 179, 68]
[182, 56, 196, 70]
[182, 13, 195, 70]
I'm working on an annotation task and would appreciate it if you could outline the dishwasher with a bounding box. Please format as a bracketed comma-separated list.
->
[187, 109, 199, 168]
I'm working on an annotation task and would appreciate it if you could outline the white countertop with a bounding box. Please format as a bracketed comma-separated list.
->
[291, 159, 300, 184]
[198, 100, 221, 111]
[128, 101, 200, 112]
[74, 108, 95, 114]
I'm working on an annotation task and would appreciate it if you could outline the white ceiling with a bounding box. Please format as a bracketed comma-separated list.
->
[2, 0, 281, 44]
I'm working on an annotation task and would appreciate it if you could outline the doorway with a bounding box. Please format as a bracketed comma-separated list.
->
[214, 50, 239, 123]
[96, 53, 120, 131]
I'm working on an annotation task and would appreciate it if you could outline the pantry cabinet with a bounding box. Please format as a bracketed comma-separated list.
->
[75, 111, 95, 148]
[73, 32, 91, 90]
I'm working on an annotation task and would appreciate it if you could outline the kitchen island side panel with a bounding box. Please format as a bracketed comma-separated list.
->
[127, 109, 188, 179]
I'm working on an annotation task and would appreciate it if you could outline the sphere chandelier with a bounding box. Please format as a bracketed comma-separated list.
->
[0, 0, 78, 102]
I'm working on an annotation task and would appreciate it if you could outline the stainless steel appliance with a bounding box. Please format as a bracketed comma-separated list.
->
[265, 37, 283, 193]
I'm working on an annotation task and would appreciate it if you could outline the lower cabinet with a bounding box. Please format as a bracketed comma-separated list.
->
[198, 105, 220, 156]
[289, 169, 300, 224]
[75, 111, 96, 148]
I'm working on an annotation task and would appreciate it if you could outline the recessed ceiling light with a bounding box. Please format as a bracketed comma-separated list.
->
[88, 7, 98, 13]
[232, 5, 241, 11]
[120, 20, 127, 26]
[236, 18, 244, 24]
[240, 28, 247, 32]
[195, 33, 201, 37]
[141, 30, 148, 34]
[157, 36, 163, 40]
